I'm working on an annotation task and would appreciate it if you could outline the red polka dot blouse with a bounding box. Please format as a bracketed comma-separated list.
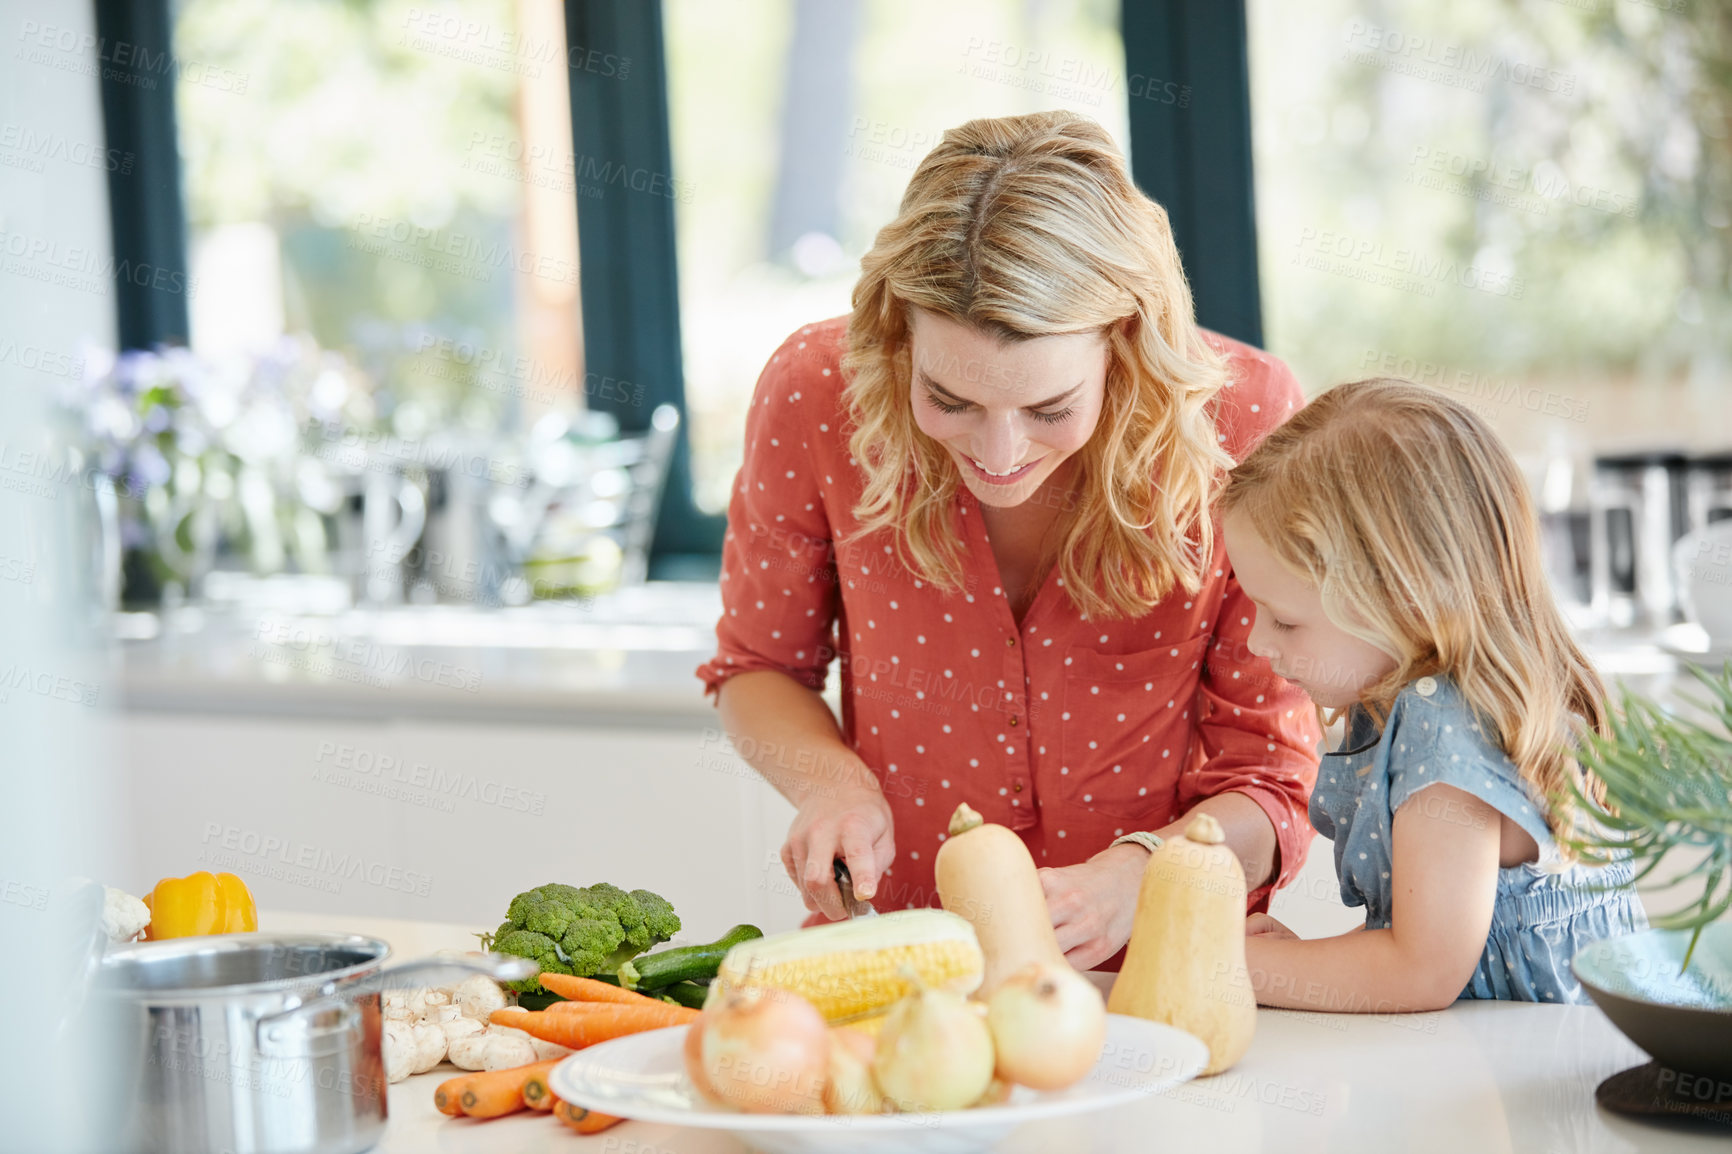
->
[697, 316, 1322, 930]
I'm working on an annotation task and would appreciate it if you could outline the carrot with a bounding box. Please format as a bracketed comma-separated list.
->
[521, 1064, 560, 1111]
[489, 1004, 699, 1049]
[433, 1073, 473, 1116]
[455, 1059, 564, 1119]
[552, 1097, 624, 1135]
[537, 972, 663, 1006]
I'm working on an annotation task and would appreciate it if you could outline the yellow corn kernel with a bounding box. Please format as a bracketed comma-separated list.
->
[712, 909, 984, 1022]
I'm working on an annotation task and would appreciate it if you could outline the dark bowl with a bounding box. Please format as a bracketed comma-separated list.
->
[1572, 923, 1732, 1081]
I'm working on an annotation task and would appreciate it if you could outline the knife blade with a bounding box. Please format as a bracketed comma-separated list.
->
[832, 858, 877, 918]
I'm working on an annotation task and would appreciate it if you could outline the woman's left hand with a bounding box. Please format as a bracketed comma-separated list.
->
[1037, 844, 1149, 971]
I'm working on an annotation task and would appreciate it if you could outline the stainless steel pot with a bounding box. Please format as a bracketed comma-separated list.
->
[94, 934, 532, 1154]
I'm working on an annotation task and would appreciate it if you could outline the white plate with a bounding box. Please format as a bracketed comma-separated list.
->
[549, 1015, 1208, 1154]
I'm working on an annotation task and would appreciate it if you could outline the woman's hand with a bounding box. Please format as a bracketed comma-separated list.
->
[781, 781, 895, 922]
[1245, 913, 1298, 940]
[1038, 844, 1149, 971]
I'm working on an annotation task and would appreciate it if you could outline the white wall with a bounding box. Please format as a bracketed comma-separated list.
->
[117, 712, 813, 943]
[0, 3, 122, 1148]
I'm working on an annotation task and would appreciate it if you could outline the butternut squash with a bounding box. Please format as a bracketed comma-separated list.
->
[1106, 813, 1256, 1075]
[934, 802, 1067, 994]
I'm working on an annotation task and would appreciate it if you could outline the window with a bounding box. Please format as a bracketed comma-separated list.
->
[1248, 0, 1728, 459]
[174, 0, 583, 435]
[663, 0, 1125, 513]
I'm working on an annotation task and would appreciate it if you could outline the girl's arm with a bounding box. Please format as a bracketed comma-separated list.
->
[1244, 783, 1502, 1013]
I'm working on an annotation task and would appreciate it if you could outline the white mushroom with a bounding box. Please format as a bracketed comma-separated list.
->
[488, 1017, 572, 1063]
[381, 1020, 418, 1084]
[453, 975, 508, 1020]
[410, 1021, 448, 1074]
[441, 1017, 485, 1045]
[478, 1032, 538, 1071]
[448, 1029, 537, 1072]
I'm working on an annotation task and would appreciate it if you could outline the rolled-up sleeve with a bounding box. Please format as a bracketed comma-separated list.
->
[1182, 580, 1323, 909]
[696, 334, 840, 699]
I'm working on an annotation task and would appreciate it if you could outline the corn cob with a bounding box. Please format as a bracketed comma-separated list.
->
[709, 909, 984, 1022]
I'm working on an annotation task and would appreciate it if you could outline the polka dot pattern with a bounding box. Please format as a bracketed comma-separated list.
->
[696, 316, 1323, 922]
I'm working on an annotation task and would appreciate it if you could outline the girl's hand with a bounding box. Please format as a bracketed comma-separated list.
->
[1246, 913, 1298, 940]
[781, 781, 895, 922]
[1038, 844, 1149, 971]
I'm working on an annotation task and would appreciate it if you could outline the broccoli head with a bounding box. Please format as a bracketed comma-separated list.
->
[490, 883, 681, 991]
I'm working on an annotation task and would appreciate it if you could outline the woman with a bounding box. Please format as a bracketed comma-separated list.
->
[696, 110, 1321, 970]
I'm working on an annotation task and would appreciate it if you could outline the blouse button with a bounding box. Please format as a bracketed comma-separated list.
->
[1009, 716, 1019, 727]
[1013, 782, 1024, 793]
[1006, 637, 1017, 647]
[1415, 677, 1438, 697]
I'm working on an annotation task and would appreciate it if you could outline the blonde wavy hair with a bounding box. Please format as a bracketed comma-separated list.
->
[842, 110, 1233, 620]
[1219, 378, 1609, 840]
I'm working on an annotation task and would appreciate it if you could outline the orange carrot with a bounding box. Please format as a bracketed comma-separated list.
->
[456, 1059, 564, 1119]
[521, 1064, 560, 1111]
[490, 1004, 699, 1049]
[433, 1073, 473, 1116]
[536, 973, 663, 1006]
[553, 1097, 624, 1134]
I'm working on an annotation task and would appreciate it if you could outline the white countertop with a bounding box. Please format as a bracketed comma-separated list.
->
[259, 912, 1724, 1154]
[110, 582, 731, 727]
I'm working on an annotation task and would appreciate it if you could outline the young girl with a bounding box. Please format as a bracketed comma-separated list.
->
[1219, 378, 1645, 1010]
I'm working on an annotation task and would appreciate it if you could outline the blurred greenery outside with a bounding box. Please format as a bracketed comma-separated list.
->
[176, 0, 1731, 524]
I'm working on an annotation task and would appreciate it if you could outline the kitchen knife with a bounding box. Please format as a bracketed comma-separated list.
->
[832, 858, 877, 918]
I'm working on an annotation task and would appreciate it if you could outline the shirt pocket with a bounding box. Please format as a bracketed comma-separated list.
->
[1058, 633, 1211, 819]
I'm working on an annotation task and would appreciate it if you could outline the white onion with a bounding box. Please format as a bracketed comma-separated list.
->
[698, 987, 829, 1115]
[986, 962, 1106, 1091]
[823, 1027, 885, 1115]
[872, 981, 995, 1112]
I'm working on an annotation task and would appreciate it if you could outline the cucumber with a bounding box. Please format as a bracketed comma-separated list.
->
[658, 981, 712, 1009]
[617, 924, 763, 990]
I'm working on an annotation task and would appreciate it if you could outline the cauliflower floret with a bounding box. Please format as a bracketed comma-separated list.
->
[101, 887, 150, 944]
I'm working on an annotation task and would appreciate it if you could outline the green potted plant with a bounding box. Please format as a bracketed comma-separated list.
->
[1566, 661, 1732, 1090]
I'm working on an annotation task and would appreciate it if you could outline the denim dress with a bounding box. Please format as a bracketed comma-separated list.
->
[1310, 675, 1647, 1003]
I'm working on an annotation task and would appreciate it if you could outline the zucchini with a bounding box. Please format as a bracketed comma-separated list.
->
[618, 924, 763, 990]
[658, 981, 711, 1009]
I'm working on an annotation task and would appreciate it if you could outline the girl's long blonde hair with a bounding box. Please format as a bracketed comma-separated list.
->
[1219, 379, 1609, 839]
[842, 110, 1233, 620]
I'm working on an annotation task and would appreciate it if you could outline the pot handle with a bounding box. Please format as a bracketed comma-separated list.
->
[256, 953, 537, 1058]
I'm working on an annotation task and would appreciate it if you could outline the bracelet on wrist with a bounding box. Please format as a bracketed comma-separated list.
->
[1110, 830, 1165, 856]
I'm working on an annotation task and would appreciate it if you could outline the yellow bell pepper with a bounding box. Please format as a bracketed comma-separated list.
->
[141, 871, 258, 939]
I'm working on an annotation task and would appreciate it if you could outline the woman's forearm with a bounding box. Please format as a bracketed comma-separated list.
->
[1244, 931, 1461, 1013]
[715, 670, 880, 805]
[1159, 792, 1278, 889]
